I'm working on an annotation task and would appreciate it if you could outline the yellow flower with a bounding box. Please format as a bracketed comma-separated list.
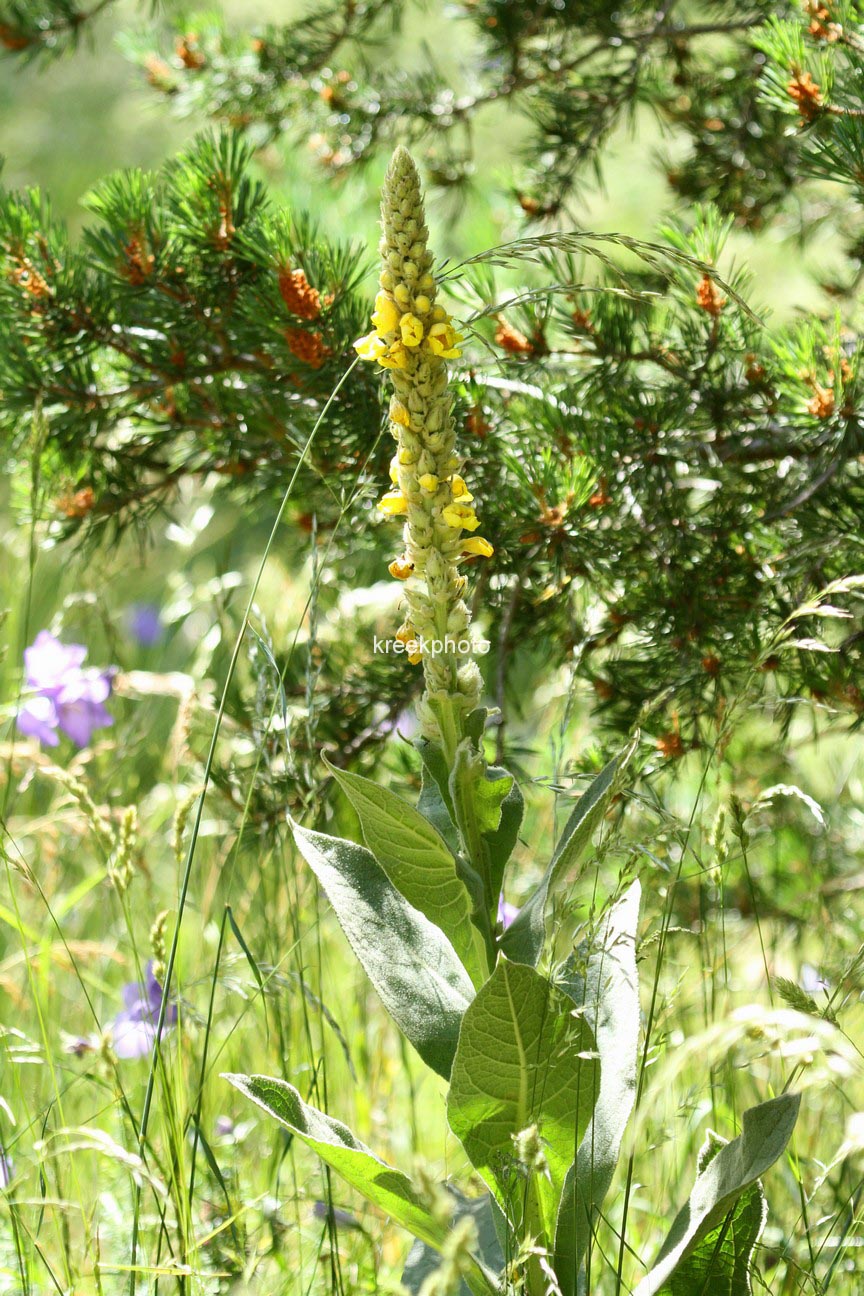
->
[442, 502, 480, 531]
[389, 456, 400, 484]
[354, 331, 387, 362]
[390, 402, 410, 427]
[451, 475, 473, 501]
[461, 536, 494, 557]
[400, 313, 424, 347]
[378, 490, 408, 516]
[388, 555, 414, 580]
[418, 473, 439, 492]
[396, 624, 423, 665]
[379, 342, 410, 370]
[427, 321, 463, 359]
[414, 294, 432, 314]
[397, 445, 416, 465]
[371, 292, 400, 336]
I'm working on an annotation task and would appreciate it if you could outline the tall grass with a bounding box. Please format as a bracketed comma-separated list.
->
[2, 453, 864, 1293]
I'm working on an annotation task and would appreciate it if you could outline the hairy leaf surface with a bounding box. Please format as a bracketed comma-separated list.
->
[402, 1191, 507, 1296]
[225, 1074, 444, 1246]
[632, 1093, 800, 1296]
[555, 879, 641, 1293]
[290, 820, 474, 1078]
[327, 761, 486, 985]
[447, 957, 598, 1238]
[501, 738, 636, 966]
[655, 1130, 766, 1296]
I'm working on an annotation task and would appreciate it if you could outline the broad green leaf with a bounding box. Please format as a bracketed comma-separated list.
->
[452, 754, 512, 838]
[501, 739, 636, 967]
[402, 1191, 507, 1296]
[464, 707, 490, 746]
[554, 879, 641, 1294]
[416, 756, 487, 925]
[449, 741, 519, 913]
[224, 1075, 453, 1255]
[326, 761, 487, 986]
[655, 1132, 766, 1296]
[447, 957, 599, 1241]
[632, 1093, 801, 1296]
[416, 737, 456, 821]
[290, 820, 474, 1078]
[418, 761, 460, 854]
[484, 768, 524, 897]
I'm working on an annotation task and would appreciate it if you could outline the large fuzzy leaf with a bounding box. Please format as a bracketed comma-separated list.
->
[416, 737, 457, 823]
[225, 1074, 445, 1247]
[226, 1076, 498, 1296]
[554, 879, 641, 1294]
[655, 1131, 766, 1296]
[417, 754, 460, 853]
[632, 1093, 800, 1296]
[501, 739, 636, 967]
[326, 761, 487, 986]
[447, 957, 598, 1241]
[290, 820, 474, 1078]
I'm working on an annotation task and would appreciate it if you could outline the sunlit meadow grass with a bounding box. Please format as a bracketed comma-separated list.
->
[2, 478, 864, 1293]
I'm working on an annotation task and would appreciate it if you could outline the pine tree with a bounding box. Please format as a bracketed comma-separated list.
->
[2, 0, 864, 775]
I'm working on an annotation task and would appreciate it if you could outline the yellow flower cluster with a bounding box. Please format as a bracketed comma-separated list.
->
[376, 462, 489, 541]
[353, 146, 493, 753]
[355, 282, 492, 569]
[355, 293, 464, 370]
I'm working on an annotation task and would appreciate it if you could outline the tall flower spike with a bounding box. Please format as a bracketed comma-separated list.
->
[355, 147, 493, 756]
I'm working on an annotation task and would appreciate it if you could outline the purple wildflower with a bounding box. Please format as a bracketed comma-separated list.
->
[498, 897, 519, 930]
[313, 1200, 363, 1231]
[0, 1146, 12, 1190]
[24, 632, 87, 686]
[16, 694, 63, 748]
[111, 962, 177, 1059]
[16, 631, 114, 748]
[126, 603, 164, 647]
[65, 963, 177, 1060]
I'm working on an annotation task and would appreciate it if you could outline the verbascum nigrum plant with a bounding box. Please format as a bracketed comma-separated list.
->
[227, 149, 800, 1296]
[354, 146, 493, 758]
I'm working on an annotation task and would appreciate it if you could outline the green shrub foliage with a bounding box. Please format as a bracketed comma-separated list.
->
[2, 0, 864, 762]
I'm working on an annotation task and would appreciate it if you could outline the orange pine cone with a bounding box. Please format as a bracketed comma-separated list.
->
[494, 316, 533, 354]
[278, 268, 322, 320]
[285, 327, 330, 369]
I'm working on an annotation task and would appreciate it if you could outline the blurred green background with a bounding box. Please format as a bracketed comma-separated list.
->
[1, 0, 838, 313]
